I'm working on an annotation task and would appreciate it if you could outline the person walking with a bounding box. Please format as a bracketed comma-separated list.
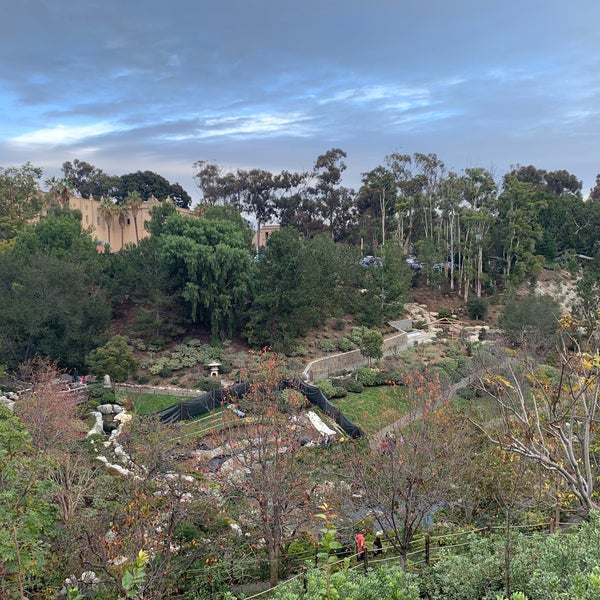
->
[355, 530, 366, 562]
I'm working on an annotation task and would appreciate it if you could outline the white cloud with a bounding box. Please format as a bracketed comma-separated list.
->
[11, 122, 121, 146]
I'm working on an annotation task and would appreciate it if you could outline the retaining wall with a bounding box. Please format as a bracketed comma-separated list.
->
[304, 331, 409, 381]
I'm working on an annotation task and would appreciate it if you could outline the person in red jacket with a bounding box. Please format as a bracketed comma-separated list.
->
[355, 530, 366, 561]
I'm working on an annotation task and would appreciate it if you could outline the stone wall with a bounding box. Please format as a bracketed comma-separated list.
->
[304, 331, 408, 381]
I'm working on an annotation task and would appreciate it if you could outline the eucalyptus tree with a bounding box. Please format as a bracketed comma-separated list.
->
[356, 165, 397, 251]
[497, 174, 546, 283]
[61, 159, 118, 199]
[310, 148, 356, 241]
[461, 167, 498, 298]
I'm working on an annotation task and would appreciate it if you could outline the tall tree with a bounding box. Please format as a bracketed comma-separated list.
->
[310, 148, 355, 241]
[0, 162, 44, 241]
[157, 213, 252, 339]
[61, 159, 118, 199]
[497, 174, 546, 282]
[98, 196, 116, 247]
[471, 317, 600, 515]
[347, 373, 471, 567]
[215, 351, 312, 587]
[124, 190, 143, 244]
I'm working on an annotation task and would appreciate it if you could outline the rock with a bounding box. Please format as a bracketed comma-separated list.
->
[87, 411, 105, 437]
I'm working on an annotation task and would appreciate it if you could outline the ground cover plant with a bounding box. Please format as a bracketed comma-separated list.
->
[128, 391, 189, 414]
[334, 384, 407, 435]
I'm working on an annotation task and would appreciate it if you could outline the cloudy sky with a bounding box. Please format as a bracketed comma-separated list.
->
[2, 0, 599, 203]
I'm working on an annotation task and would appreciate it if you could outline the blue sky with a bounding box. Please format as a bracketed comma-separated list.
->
[2, 0, 600, 203]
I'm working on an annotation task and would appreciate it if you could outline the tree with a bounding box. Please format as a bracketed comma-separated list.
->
[116, 202, 130, 250]
[471, 317, 600, 514]
[62, 159, 118, 199]
[499, 294, 561, 354]
[0, 406, 59, 597]
[13, 358, 83, 452]
[0, 162, 44, 241]
[86, 335, 137, 387]
[116, 170, 191, 208]
[99, 196, 116, 247]
[0, 248, 111, 369]
[124, 190, 143, 244]
[356, 166, 397, 250]
[215, 351, 313, 587]
[44, 176, 72, 209]
[156, 213, 253, 339]
[310, 148, 355, 241]
[347, 373, 471, 567]
[497, 174, 546, 282]
[360, 329, 383, 366]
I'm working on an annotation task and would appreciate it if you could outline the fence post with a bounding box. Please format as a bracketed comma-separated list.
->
[424, 533, 430, 566]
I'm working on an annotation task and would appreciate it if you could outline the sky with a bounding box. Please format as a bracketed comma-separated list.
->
[1, 0, 600, 204]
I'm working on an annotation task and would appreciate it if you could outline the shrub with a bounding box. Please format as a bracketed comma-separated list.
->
[437, 309, 454, 319]
[349, 327, 364, 345]
[341, 379, 364, 393]
[134, 374, 151, 385]
[317, 338, 338, 353]
[194, 376, 221, 392]
[337, 337, 356, 352]
[355, 367, 384, 387]
[466, 297, 488, 320]
[315, 380, 347, 399]
[332, 318, 347, 331]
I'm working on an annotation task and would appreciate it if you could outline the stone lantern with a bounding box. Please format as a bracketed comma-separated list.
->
[207, 362, 221, 377]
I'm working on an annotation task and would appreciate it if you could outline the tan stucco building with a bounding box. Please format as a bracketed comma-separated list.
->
[67, 195, 192, 252]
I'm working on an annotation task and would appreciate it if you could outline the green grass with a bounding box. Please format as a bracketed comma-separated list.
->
[128, 392, 187, 415]
[334, 385, 407, 435]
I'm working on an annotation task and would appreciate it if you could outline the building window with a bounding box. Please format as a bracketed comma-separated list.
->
[127, 218, 131, 225]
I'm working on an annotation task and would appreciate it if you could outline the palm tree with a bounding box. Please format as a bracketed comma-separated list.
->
[98, 196, 116, 248]
[124, 191, 143, 244]
[116, 204, 130, 250]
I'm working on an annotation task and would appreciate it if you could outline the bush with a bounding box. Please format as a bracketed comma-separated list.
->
[194, 376, 221, 392]
[437, 309, 454, 319]
[340, 379, 364, 393]
[332, 318, 347, 331]
[337, 337, 356, 352]
[466, 297, 488, 320]
[134, 374, 151, 385]
[315, 380, 347, 399]
[355, 367, 384, 387]
[317, 338, 338, 353]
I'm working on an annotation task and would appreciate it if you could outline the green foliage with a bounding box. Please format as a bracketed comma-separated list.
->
[339, 378, 364, 393]
[0, 162, 45, 241]
[86, 383, 117, 405]
[360, 329, 384, 363]
[317, 338, 338, 353]
[355, 366, 383, 386]
[156, 213, 252, 339]
[87, 335, 137, 385]
[315, 380, 347, 399]
[499, 294, 561, 349]
[337, 337, 356, 352]
[194, 376, 222, 392]
[0, 407, 59, 595]
[0, 214, 112, 368]
[466, 297, 488, 320]
[118, 550, 149, 599]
